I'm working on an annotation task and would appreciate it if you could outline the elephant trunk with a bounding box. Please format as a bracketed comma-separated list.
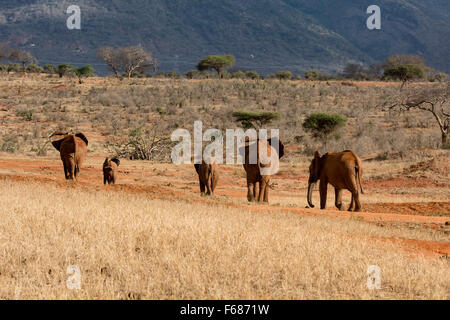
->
[307, 181, 316, 208]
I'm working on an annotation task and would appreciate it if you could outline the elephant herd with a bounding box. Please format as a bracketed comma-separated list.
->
[51, 132, 364, 212]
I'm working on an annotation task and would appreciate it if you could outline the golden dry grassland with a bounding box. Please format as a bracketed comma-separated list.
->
[0, 179, 448, 299]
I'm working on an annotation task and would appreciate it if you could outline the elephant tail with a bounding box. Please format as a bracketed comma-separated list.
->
[356, 166, 365, 194]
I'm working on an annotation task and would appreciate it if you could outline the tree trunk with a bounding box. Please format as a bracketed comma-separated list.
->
[442, 132, 449, 148]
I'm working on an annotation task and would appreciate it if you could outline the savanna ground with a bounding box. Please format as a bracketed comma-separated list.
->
[0, 74, 449, 299]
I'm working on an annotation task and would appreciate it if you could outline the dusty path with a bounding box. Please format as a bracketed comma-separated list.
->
[0, 154, 449, 259]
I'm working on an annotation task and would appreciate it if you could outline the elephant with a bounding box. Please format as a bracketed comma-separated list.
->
[242, 137, 285, 203]
[50, 132, 88, 181]
[307, 150, 364, 212]
[194, 161, 219, 195]
[103, 157, 120, 185]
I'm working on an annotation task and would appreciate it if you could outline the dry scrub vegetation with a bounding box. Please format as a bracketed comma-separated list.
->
[0, 179, 448, 300]
[0, 76, 444, 161]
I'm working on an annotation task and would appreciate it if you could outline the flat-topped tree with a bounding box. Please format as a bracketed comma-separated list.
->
[72, 65, 94, 84]
[383, 65, 425, 88]
[197, 55, 235, 79]
[57, 64, 73, 78]
[232, 110, 281, 129]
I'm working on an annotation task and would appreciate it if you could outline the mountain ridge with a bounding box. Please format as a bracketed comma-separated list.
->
[0, 0, 449, 75]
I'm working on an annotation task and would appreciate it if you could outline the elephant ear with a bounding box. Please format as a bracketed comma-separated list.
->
[111, 158, 120, 167]
[75, 133, 89, 147]
[313, 151, 321, 177]
[50, 132, 68, 152]
[267, 138, 284, 159]
[194, 163, 200, 175]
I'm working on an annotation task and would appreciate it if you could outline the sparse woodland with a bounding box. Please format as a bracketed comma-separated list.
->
[0, 74, 447, 162]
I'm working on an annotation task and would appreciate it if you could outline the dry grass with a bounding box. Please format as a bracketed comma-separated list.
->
[0, 76, 443, 160]
[0, 179, 448, 299]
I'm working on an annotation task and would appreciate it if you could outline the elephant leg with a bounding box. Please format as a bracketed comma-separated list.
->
[205, 175, 212, 195]
[247, 182, 255, 202]
[353, 192, 362, 212]
[199, 179, 206, 194]
[254, 181, 260, 200]
[74, 164, 80, 178]
[335, 188, 343, 210]
[67, 158, 76, 180]
[211, 173, 217, 193]
[111, 175, 116, 185]
[319, 180, 328, 209]
[62, 159, 69, 180]
[347, 174, 361, 212]
[103, 175, 107, 185]
[348, 194, 355, 211]
[263, 179, 270, 203]
[258, 179, 266, 202]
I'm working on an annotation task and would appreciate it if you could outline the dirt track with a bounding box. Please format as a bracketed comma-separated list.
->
[0, 153, 449, 260]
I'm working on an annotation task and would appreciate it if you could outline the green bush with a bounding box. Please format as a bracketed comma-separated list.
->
[26, 64, 43, 73]
[383, 64, 426, 82]
[58, 64, 73, 78]
[72, 65, 94, 84]
[7, 63, 21, 73]
[274, 71, 293, 80]
[16, 109, 34, 121]
[302, 113, 347, 143]
[43, 64, 57, 74]
[304, 70, 320, 80]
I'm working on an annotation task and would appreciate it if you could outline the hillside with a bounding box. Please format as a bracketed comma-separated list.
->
[0, 0, 449, 74]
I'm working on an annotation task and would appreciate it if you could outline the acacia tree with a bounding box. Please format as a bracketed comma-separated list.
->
[197, 55, 235, 79]
[57, 64, 73, 78]
[384, 84, 449, 148]
[97, 47, 120, 78]
[383, 64, 425, 88]
[9, 49, 37, 76]
[72, 65, 94, 84]
[232, 110, 281, 129]
[97, 46, 154, 79]
[117, 46, 153, 79]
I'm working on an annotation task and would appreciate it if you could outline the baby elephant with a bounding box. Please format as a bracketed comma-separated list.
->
[194, 161, 219, 195]
[103, 157, 120, 185]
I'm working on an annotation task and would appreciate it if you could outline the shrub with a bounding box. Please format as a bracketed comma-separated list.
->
[7, 63, 21, 74]
[43, 64, 57, 74]
[245, 71, 260, 80]
[304, 70, 320, 80]
[26, 64, 44, 73]
[274, 71, 293, 80]
[16, 109, 34, 121]
[302, 113, 347, 145]
[383, 65, 426, 83]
